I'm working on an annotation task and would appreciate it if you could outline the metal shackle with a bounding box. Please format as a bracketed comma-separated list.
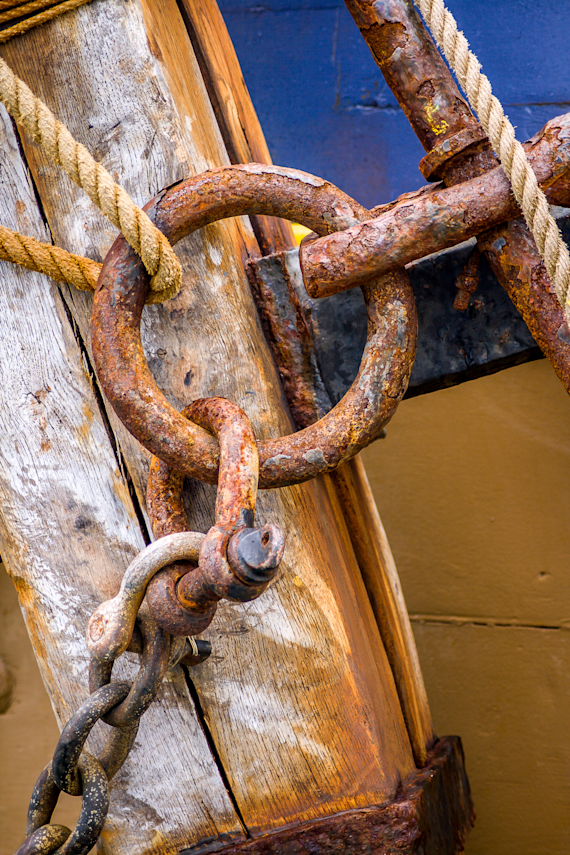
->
[145, 398, 285, 636]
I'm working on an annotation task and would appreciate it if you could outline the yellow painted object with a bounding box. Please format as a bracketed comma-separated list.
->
[291, 222, 313, 244]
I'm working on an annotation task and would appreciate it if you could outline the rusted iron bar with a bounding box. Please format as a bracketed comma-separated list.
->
[92, 165, 417, 489]
[478, 218, 570, 389]
[343, 0, 497, 185]
[343, 0, 570, 392]
[299, 114, 570, 297]
[247, 254, 332, 427]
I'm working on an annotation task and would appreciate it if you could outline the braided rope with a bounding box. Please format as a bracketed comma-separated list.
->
[415, 0, 570, 326]
[0, 0, 70, 26]
[0, 0, 29, 11]
[0, 223, 100, 290]
[0, 0, 93, 43]
[0, 57, 181, 302]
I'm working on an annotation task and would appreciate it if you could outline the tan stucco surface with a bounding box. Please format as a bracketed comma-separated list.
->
[0, 568, 80, 855]
[362, 358, 570, 854]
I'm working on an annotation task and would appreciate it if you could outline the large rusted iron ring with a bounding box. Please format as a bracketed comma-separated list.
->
[92, 164, 417, 488]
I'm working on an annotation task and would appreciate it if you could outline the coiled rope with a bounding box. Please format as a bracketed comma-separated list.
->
[414, 0, 570, 327]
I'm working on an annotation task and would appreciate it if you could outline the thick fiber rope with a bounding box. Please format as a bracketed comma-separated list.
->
[0, 56, 181, 302]
[0, 222, 100, 290]
[0, 0, 94, 43]
[414, 0, 570, 327]
[0, 0, 77, 26]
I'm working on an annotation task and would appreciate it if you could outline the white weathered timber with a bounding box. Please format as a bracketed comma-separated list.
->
[1, 0, 416, 844]
[0, 105, 244, 851]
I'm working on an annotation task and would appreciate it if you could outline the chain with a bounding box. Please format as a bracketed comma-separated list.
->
[14, 534, 212, 855]
[15, 401, 284, 855]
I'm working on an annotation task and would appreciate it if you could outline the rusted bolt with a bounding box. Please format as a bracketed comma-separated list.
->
[227, 524, 284, 584]
[453, 246, 480, 311]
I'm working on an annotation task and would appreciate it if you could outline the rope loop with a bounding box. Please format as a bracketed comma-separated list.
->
[0, 56, 182, 302]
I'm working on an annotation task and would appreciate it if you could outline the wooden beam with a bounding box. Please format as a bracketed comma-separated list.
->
[0, 0, 420, 848]
[178, 0, 296, 255]
[0, 102, 244, 851]
[181, 0, 435, 766]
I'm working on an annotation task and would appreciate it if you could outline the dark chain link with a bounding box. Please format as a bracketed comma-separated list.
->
[14, 576, 210, 855]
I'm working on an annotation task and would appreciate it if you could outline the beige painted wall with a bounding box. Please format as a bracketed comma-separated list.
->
[2, 358, 569, 853]
[362, 358, 570, 854]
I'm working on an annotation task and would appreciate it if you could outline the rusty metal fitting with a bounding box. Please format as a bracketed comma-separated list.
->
[227, 524, 285, 585]
[453, 246, 481, 311]
[177, 521, 285, 609]
[145, 398, 285, 635]
[144, 456, 213, 636]
[92, 163, 417, 488]
[86, 530, 204, 661]
[418, 126, 490, 181]
[298, 114, 570, 299]
[179, 637, 212, 668]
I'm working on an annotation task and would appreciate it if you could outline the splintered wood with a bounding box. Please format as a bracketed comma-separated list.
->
[0, 0, 431, 851]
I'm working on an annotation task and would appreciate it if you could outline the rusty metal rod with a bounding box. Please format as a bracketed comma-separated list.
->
[344, 0, 570, 390]
[299, 114, 570, 297]
[343, 0, 497, 184]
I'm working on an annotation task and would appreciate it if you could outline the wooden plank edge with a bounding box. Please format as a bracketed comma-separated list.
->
[331, 457, 436, 767]
[177, 0, 296, 255]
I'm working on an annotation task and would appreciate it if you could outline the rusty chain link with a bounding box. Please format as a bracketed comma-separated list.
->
[16, 550, 214, 855]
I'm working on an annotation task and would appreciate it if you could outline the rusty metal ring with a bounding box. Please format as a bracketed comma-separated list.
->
[92, 164, 417, 488]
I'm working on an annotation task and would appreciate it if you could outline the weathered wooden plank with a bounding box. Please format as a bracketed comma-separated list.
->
[2, 0, 416, 845]
[0, 103, 243, 852]
[179, 0, 434, 765]
[247, 247, 435, 764]
[331, 457, 435, 764]
[178, 0, 295, 255]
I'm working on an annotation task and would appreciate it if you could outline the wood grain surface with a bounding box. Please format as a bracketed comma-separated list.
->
[0, 101, 244, 852]
[0, 0, 416, 849]
[176, 0, 434, 766]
